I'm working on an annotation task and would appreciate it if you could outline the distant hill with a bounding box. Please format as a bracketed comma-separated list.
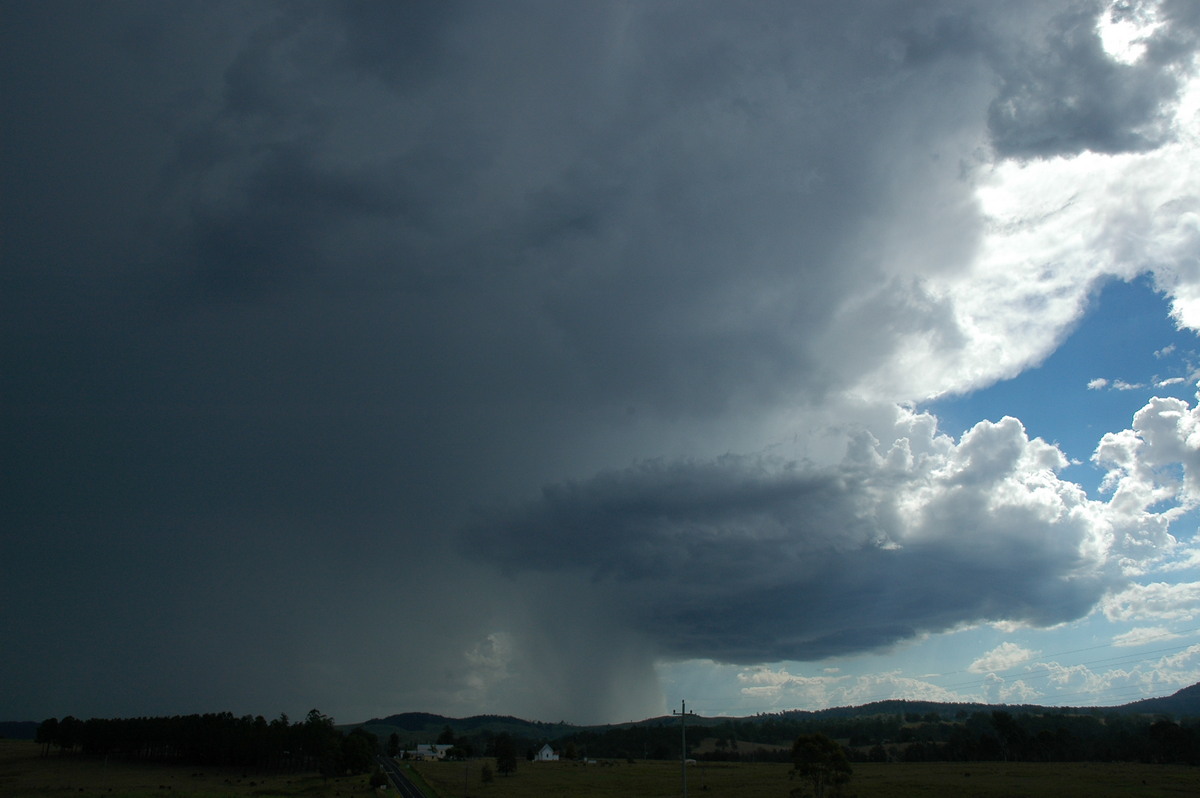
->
[349, 681, 1200, 743]
[10, 683, 1196, 746]
[352, 712, 580, 745]
[1111, 681, 1200, 717]
[780, 681, 1200, 723]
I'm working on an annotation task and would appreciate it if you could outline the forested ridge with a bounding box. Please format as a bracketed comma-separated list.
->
[546, 708, 1200, 765]
[358, 706, 1200, 766]
[32, 710, 381, 777]
[27, 685, 1200, 772]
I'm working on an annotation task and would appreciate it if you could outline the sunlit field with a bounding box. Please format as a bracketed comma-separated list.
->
[0, 740, 373, 798]
[412, 757, 1200, 798]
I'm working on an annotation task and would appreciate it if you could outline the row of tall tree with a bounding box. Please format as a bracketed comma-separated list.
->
[39, 706, 1196, 773]
[540, 709, 1199, 765]
[887, 710, 1200, 765]
[34, 709, 382, 776]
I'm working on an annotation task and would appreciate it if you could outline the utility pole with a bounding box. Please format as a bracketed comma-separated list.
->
[673, 700, 696, 798]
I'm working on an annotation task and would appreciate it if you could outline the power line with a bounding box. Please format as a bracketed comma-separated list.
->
[672, 700, 696, 798]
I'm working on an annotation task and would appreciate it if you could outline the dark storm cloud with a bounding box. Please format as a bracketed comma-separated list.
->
[892, 0, 1200, 159]
[986, 2, 1186, 158]
[466, 420, 1113, 664]
[148, 0, 932, 416]
[2, 0, 1196, 723]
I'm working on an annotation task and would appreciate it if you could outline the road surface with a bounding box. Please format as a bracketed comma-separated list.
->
[376, 754, 426, 798]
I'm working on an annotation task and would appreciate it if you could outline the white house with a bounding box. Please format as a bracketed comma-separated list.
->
[534, 743, 559, 762]
[408, 743, 454, 760]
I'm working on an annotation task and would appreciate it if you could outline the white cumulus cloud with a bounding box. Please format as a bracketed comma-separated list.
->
[1103, 581, 1200, 622]
[969, 642, 1040, 673]
[1112, 626, 1181, 647]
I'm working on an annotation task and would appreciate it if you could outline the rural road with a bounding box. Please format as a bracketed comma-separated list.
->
[376, 755, 426, 798]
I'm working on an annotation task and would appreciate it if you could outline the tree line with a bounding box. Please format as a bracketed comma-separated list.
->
[35, 705, 1198, 774]
[34, 709, 383, 777]
[882, 710, 1200, 765]
[543, 709, 1200, 765]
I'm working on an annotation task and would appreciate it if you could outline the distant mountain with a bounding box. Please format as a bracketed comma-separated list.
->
[9, 684, 1197, 746]
[778, 682, 1200, 722]
[783, 698, 1032, 720]
[1111, 681, 1200, 717]
[353, 712, 580, 744]
[358, 711, 454, 733]
[350, 682, 1200, 742]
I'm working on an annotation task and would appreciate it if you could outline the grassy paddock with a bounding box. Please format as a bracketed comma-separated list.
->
[5, 740, 1197, 798]
[412, 757, 1200, 798]
[0, 740, 376, 798]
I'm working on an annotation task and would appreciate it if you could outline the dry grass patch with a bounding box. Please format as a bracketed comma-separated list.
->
[10, 738, 1198, 798]
[414, 758, 789, 798]
[0, 740, 375, 798]
[852, 761, 1200, 798]
[412, 757, 1200, 798]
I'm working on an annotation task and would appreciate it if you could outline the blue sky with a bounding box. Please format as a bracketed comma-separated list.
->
[932, 277, 1200, 495]
[661, 276, 1200, 718]
[4, 0, 1200, 726]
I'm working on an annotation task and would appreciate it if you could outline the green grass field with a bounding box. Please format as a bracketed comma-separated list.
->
[5, 740, 1198, 798]
[411, 757, 1200, 798]
[0, 740, 375, 798]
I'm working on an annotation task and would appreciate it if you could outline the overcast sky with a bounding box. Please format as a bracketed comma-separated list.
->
[4, 0, 1200, 726]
